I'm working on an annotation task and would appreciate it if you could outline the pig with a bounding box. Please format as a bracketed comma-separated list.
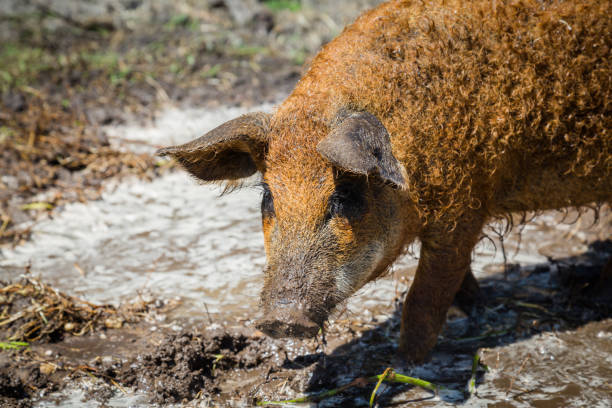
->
[158, 0, 611, 363]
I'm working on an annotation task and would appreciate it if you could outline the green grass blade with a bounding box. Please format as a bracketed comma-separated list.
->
[0, 341, 30, 350]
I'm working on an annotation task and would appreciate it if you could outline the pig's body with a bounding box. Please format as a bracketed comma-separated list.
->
[282, 0, 611, 218]
[160, 0, 611, 362]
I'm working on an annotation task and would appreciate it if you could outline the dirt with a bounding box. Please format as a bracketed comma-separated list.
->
[0, 239, 610, 407]
[0, 355, 60, 408]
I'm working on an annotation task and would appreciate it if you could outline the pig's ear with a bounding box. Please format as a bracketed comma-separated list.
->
[317, 111, 408, 189]
[156, 112, 270, 182]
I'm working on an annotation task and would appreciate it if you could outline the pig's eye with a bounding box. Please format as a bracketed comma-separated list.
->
[261, 182, 275, 217]
[325, 180, 366, 222]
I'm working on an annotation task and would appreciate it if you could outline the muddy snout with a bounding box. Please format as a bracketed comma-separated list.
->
[256, 303, 320, 339]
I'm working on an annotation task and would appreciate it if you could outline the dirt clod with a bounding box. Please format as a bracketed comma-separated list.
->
[113, 330, 261, 403]
[0, 367, 28, 400]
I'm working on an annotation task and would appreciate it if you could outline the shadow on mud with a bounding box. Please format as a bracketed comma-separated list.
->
[289, 240, 612, 406]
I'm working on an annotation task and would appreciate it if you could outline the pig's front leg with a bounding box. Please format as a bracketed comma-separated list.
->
[398, 216, 484, 363]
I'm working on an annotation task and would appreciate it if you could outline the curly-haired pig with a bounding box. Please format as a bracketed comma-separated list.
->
[158, 0, 611, 362]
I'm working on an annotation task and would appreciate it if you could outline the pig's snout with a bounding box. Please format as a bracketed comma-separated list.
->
[256, 303, 320, 339]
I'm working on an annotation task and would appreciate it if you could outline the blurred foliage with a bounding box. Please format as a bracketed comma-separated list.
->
[263, 0, 302, 12]
[0, 44, 54, 92]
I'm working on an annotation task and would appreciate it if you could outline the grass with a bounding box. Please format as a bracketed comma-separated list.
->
[0, 1, 313, 96]
[164, 14, 199, 31]
[263, 0, 302, 12]
[201, 64, 222, 78]
[229, 45, 270, 57]
[0, 34, 270, 91]
[79, 51, 120, 71]
[467, 352, 489, 396]
[0, 44, 55, 91]
[0, 341, 29, 351]
[369, 367, 393, 407]
[256, 368, 444, 406]
[211, 354, 224, 377]
[0, 43, 138, 92]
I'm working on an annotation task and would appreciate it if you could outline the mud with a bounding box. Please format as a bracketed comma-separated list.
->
[1, 237, 610, 407]
[115, 330, 265, 404]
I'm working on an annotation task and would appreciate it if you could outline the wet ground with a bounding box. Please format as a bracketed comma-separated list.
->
[1, 103, 611, 407]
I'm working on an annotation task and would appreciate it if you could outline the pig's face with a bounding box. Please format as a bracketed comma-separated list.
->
[257, 164, 411, 337]
[157, 110, 413, 338]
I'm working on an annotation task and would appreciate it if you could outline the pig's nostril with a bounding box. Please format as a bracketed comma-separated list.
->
[255, 316, 320, 339]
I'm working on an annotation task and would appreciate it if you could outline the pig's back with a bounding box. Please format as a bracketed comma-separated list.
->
[291, 0, 611, 220]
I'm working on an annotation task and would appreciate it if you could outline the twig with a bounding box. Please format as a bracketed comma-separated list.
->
[0, 311, 25, 327]
[74, 263, 86, 277]
[0, 215, 11, 236]
[144, 75, 170, 103]
[110, 378, 128, 395]
[257, 379, 362, 405]
[203, 302, 213, 326]
[451, 328, 511, 343]
[507, 355, 530, 393]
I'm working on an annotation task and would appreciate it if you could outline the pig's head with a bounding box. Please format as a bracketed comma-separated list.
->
[158, 109, 417, 338]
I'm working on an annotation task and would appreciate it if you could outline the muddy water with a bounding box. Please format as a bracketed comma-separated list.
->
[0, 172, 265, 320]
[1, 104, 278, 325]
[1, 105, 611, 406]
[475, 321, 612, 408]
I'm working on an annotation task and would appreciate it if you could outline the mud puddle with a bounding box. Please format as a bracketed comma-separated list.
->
[0, 104, 277, 324]
[1, 104, 611, 406]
